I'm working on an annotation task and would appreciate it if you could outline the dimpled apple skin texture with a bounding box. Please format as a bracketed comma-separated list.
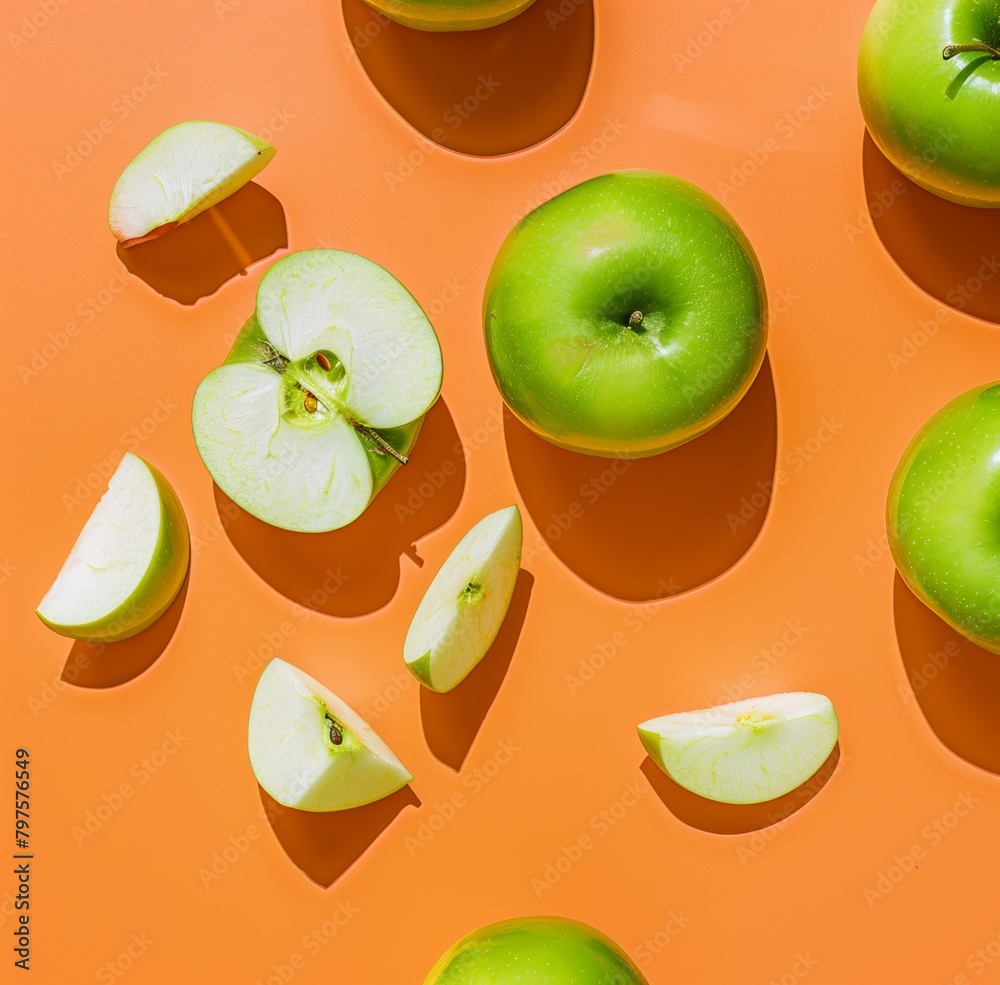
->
[423, 917, 649, 985]
[362, 0, 536, 31]
[404, 505, 522, 692]
[248, 658, 413, 811]
[858, 0, 1000, 207]
[109, 121, 275, 246]
[639, 692, 839, 805]
[36, 452, 189, 643]
[484, 170, 767, 458]
[888, 383, 1000, 652]
[192, 250, 443, 533]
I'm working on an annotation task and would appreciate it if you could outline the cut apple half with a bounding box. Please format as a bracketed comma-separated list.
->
[248, 658, 413, 811]
[36, 452, 189, 643]
[109, 121, 275, 246]
[192, 250, 443, 532]
[404, 505, 522, 692]
[638, 692, 839, 805]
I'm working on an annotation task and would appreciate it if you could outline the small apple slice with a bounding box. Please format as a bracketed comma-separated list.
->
[109, 121, 275, 246]
[638, 692, 838, 804]
[248, 658, 413, 811]
[404, 505, 522, 692]
[36, 452, 189, 643]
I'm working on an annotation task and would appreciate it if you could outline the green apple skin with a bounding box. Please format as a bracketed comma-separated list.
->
[362, 0, 536, 31]
[858, 0, 1000, 207]
[36, 461, 189, 643]
[888, 382, 1000, 652]
[484, 171, 767, 458]
[423, 917, 648, 985]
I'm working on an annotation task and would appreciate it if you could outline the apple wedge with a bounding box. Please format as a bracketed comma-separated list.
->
[248, 658, 413, 811]
[192, 250, 442, 532]
[36, 452, 189, 643]
[109, 121, 275, 246]
[404, 505, 522, 692]
[638, 692, 839, 804]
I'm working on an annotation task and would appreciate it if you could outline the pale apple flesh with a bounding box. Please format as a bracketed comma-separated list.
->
[638, 692, 839, 804]
[248, 658, 412, 811]
[192, 251, 443, 533]
[404, 505, 522, 692]
[109, 121, 275, 246]
[36, 452, 189, 643]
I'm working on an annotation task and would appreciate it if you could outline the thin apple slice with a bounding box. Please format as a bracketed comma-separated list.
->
[109, 121, 275, 246]
[248, 658, 413, 811]
[638, 692, 839, 804]
[404, 505, 522, 692]
[36, 452, 189, 642]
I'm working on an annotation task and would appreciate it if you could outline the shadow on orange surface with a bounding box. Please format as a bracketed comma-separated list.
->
[61, 574, 189, 688]
[260, 784, 420, 887]
[640, 742, 841, 835]
[216, 400, 464, 617]
[893, 573, 1000, 775]
[420, 569, 533, 771]
[343, 0, 593, 156]
[862, 132, 1000, 323]
[505, 356, 777, 601]
[116, 182, 286, 305]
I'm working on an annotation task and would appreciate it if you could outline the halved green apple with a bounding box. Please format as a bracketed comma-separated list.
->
[638, 692, 839, 804]
[248, 657, 413, 811]
[36, 452, 189, 643]
[109, 120, 275, 247]
[192, 250, 443, 532]
[404, 505, 522, 692]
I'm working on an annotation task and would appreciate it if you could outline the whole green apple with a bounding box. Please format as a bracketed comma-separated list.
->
[858, 0, 1000, 206]
[888, 382, 1000, 652]
[484, 171, 767, 457]
[362, 0, 535, 30]
[423, 917, 648, 984]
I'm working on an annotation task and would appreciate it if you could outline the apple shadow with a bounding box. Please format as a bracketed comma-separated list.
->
[116, 182, 287, 305]
[259, 784, 420, 887]
[217, 399, 465, 617]
[893, 573, 1000, 774]
[640, 742, 841, 836]
[862, 131, 1000, 323]
[343, 0, 593, 156]
[60, 574, 189, 688]
[505, 357, 777, 602]
[420, 570, 533, 771]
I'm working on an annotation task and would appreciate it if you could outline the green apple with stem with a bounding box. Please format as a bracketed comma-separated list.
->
[638, 692, 839, 804]
[36, 452, 189, 643]
[888, 382, 1000, 652]
[858, 0, 1000, 206]
[109, 121, 275, 246]
[248, 658, 413, 811]
[361, 0, 536, 31]
[484, 170, 767, 457]
[404, 505, 522, 692]
[192, 250, 443, 533]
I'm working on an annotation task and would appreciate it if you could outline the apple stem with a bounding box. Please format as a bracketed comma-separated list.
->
[943, 40, 1000, 60]
[347, 416, 409, 465]
[628, 311, 644, 329]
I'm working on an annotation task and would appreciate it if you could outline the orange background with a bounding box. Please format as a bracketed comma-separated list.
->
[4, 0, 1000, 982]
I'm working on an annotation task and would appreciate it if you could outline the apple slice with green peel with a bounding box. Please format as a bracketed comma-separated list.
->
[192, 250, 443, 533]
[109, 121, 275, 246]
[36, 452, 189, 643]
[248, 658, 413, 811]
[638, 692, 839, 805]
[404, 505, 522, 692]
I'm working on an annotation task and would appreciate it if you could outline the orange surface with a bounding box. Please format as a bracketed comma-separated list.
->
[4, 0, 1000, 982]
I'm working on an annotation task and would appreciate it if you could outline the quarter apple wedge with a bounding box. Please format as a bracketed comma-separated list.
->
[36, 452, 189, 643]
[192, 250, 443, 532]
[638, 692, 839, 805]
[109, 121, 275, 246]
[404, 505, 522, 692]
[248, 658, 413, 811]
